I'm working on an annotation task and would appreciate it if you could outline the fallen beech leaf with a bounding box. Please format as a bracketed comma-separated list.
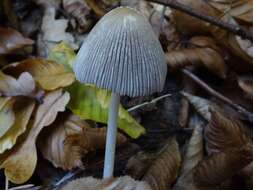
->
[0, 71, 35, 97]
[67, 82, 145, 138]
[194, 146, 253, 187]
[48, 42, 76, 69]
[205, 110, 251, 154]
[181, 92, 212, 121]
[60, 176, 152, 190]
[181, 125, 204, 175]
[4, 58, 75, 91]
[238, 75, 253, 99]
[0, 97, 15, 138]
[143, 138, 181, 190]
[126, 151, 157, 179]
[1, 89, 70, 184]
[38, 113, 126, 170]
[0, 27, 34, 54]
[166, 36, 227, 78]
[0, 98, 34, 154]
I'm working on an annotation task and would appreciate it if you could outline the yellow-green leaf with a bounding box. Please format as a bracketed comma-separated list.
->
[67, 82, 145, 138]
[3, 58, 75, 90]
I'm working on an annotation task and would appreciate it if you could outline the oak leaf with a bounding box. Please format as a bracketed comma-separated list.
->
[0, 89, 70, 184]
[0, 71, 35, 97]
[38, 113, 126, 170]
[3, 58, 75, 91]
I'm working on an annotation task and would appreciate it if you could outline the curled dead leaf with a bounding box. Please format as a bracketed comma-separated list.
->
[166, 36, 227, 78]
[60, 176, 152, 190]
[0, 97, 35, 154]
[238, 75, 253, 99]
[3, 58, 75, 91]
[0, 27, 34, 54]
[205, 110, 251, 154]
[38, 113, 126, 170]
[194, 146, 253, 187]
[143, 138, 181, 190]
[1, 89, 70, 184]
[0, 71, 35, 97]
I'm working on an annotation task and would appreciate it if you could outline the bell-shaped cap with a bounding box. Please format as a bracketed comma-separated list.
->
[73, 7, 167, 97]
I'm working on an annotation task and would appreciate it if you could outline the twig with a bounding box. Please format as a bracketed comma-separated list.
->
[146, 0, 253, 43]
[127, 93, 171, 112]
[5, 178, 8, 190]
[182, 69, 253, 122]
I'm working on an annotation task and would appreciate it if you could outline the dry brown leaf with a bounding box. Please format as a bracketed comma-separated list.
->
[0, 71, 35, 97]
[238, 75, 253, 99]
[194, 146, 253, 188]
[126, 151, 157, 179]
[208, 0, 253, 24]
[0, 27, 34, 54]
[38, 113, 126, 170]
[181, 125, 204, 175]
[166, 36, 227, 78]
[4, 58, 75, 91]
[0, 89, 70, 184]
[143, 138, 181, 190]
[205, 110, 251, 154]
[60, 176, 152, 190]
[181, 92, 212, 122]
[0, 97, 35, 154]
[0, 97, 15, 138]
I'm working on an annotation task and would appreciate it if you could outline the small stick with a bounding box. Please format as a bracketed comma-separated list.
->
[146, 0, 253, 43]
[128, 93, 171, 112]
[5, 178, 8, 190]
[182, 69, 253, 122]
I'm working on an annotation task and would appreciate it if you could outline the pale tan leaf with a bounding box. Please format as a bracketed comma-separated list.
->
[60, 176, 152, 190]
[194, 146, 253, 187]
[38, 114, 126, 170]
[181, 125, 204, 175]
[238, 75, 253, 99]
[0, 97, 15, 138]
[166, 36, 227, 78]
[181, 92, 212, 121]
[4, 58, 75, 90]
[0, 27, 34, 55]
[0, 71, 35, 97]
[205, 110, 252, 154]
[143, 138, 181, 190]
[0, 98, 35, 154]
[1, 89, 70, 184]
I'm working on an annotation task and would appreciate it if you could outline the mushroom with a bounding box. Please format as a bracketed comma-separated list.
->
[73, 6, 167, 178]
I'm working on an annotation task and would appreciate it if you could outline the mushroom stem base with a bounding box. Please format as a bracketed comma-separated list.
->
[103, 93, 120, 178]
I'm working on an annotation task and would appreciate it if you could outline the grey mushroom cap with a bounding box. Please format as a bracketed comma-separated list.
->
[73, 6, 167, 97]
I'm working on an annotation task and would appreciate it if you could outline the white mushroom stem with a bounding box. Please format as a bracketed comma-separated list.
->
[103, 93, 120, 178]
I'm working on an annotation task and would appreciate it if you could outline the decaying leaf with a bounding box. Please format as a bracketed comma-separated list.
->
[166, 36, 227, 78]
[67, 82, 145, 138]
[1, 89, 70, 184]
[205, 110, 252, 154]
[41, 5, 77, 50]
[238, 75, 253, 99]
[143, 138, 181, 190]
[0, 98, 34, 154]
[181, 125, 204, 175]
[126, 151, 157, 179]
[4, 58, 75, 91]
[181, 92, 212, 122]
[194, 146, 253, 187]
[60, 176, 152, 190]
[38, 113, 126, 170]
[0, 71, 35, 97]
[0, 97, 15, 138]
[0, 27, 34, 54]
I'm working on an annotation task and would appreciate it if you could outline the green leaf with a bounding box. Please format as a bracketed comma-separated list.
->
[67, 82, 145, 139]
[48, 42, 75, 70]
